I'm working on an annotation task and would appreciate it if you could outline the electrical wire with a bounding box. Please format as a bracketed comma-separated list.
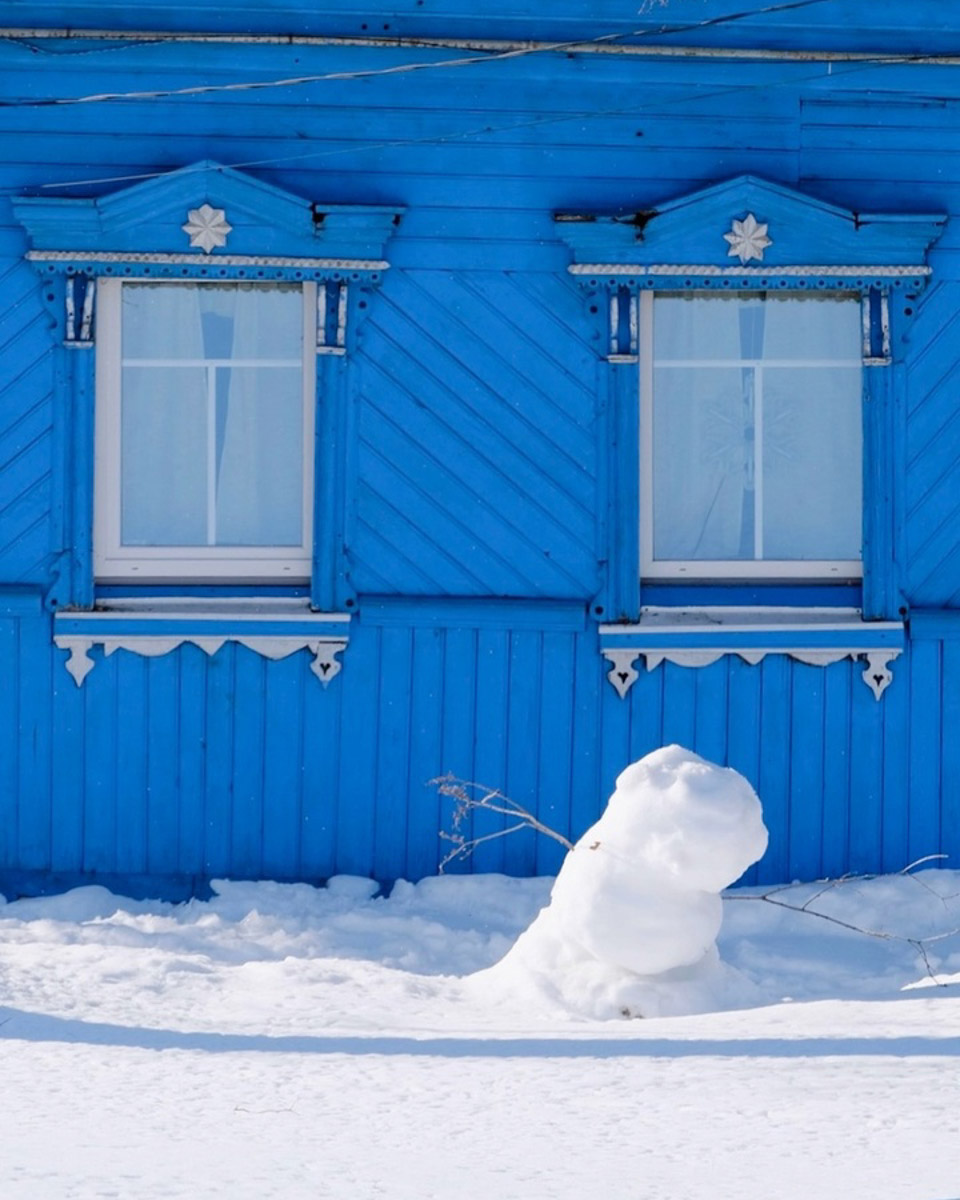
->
[0, 0, 837, 109]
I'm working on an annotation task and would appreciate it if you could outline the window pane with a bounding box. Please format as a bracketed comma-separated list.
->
[763, 367, 862, 560]
[122, 282, 303, 361]
[654, 294, 745, 361]
[757, 294, 862, 360]
[653, 367, 754, 560]
[215, 367, 303, 546]
[116, 282, 306, 554]
[121, 366, 207, 546]
[650, 291, 863, 572]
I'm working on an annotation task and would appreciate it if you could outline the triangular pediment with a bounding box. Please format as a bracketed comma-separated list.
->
[14, 161, 401, 262]
[557, 175, 945, 269]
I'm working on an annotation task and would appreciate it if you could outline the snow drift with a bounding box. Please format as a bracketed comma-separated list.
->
[476, 745, 769, 1019]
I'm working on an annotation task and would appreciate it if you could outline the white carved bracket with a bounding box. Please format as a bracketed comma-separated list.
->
[602, 649, 640, 699]
[55, 634, 347, 688]
[862, 651, 897, 701]
[602, 648, 901, 701]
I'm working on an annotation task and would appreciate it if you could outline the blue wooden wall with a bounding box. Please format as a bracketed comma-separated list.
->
[1, 9, 959, 892]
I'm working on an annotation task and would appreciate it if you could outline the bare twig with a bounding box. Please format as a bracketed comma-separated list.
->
[432, 773, 574, 873]
[725, 862, 960, 986]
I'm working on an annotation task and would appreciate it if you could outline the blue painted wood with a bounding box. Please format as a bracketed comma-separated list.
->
[335, 621, 378, 876]
[503, 631, 541, 876]
[2, 11, 960, 897]
[0, 619, 18, 873]
[177, 645, 207, 877]
[147, 654, 181, 876]
[757, 656, 791, 883]
[789, 663, 824, 880]
[13, 0, 960, 52]
[202, 644, 235, 875]
[114, 653, 148, 873]
[230, 649, 266, 876]
[881, 648, 910, 874]
[725, 659, 762, 886]
[82, 649, 117, 872]
[404, 626, 445, 879]
[300, 648, 339, 878]
[941, 641, 960, 869]
[536, 631, 575, 874]
[907, 640, 941, 866]
[373, 625, 413, 880]
[48, 643, 82, 872]
[471, 629, 510, 874]
[848, 668, 884, 875]
[820, 665, 852, 880]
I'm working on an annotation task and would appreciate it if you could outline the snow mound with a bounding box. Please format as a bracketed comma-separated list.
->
[476, 745, 769, 1019]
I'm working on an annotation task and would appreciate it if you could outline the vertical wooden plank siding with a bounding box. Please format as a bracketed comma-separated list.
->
[146, 655, 181, 877]
[820, 667, 852, 880]
[114, 654, 148, 875]
[536, 632, 575, 875]
[16, 619, 51, 870]
[300, 650, 339, 879]
[177, 646, 208, 878]
[335, 622, 379, 876]
[0, 610, 957, 889]
[0, 619, 19, 870]
[471, 630, 510, 875]
[789, 663, 825, 881]
[405, 626, 445, 881]
[436, 627, 478, 875]
[848, 672, 885, 875]
[261, 653, 305, 881]
[82, 651, 117, 872]
[757, 656, 791, 882]
[50, 645, 84, 873]
[503, 632, 542, 877]
[230, 651, 267, 877]
[203, 645, 236, 877]
[881, 648, 911, 872]
[907, 640, 942, 866]
[373, 626, 413, 881]
[726, 658, 762, 886]
[941, 641, 960, 869]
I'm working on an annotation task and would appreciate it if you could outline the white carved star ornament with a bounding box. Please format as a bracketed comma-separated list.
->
[182, 203, 233, 254]
[723, 212, 772, 264]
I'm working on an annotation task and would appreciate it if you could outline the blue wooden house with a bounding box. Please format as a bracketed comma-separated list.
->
[1, 0, 959, 896]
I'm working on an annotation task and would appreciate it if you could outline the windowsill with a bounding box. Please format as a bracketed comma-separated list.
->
[53, 598, 351, 687]
[598, 606, 904, 701]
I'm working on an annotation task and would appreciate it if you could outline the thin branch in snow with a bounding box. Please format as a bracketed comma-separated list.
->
[725, 863, 960, 986]
[433, 774, 574, 872]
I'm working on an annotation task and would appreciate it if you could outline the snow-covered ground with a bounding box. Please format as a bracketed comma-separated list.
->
[2, 867, 959, 1199]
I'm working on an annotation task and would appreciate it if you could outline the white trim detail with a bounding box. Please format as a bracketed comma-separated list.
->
[723, 213, 772, 264]
[602, 648, 640, 699]
[55, 633, 348, 687]
[569, 263, 931, 277]
[27, 250, 390, 271]
[182, 204, 232, 254]
[862, 651, 897, 701]
[93, 278, 317, 583]
[600, 646, 900, 700]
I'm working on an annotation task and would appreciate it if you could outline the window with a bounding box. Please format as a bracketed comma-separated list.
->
[94, 279, 316, 583]
[639, 290, 863, 581]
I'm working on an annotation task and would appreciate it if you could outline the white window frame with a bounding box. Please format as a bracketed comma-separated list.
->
[93, 278, 317, 583]
[638, 289, 864, 582]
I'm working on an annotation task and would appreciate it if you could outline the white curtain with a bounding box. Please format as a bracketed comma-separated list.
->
[121, 283, 206, 546]
[214, 284, 303, 547]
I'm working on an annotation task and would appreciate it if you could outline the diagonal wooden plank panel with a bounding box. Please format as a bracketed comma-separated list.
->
[905, 281, 960, 604]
